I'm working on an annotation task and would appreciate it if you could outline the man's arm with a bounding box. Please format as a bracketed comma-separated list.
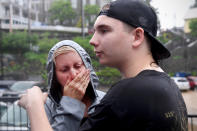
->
[28, 101, 53, 131]
[18, 86, 53, 131]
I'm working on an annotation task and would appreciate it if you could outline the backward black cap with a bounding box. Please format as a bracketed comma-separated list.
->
[98, 0, 170, 60]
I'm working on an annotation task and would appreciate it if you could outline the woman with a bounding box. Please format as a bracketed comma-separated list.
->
[19, 40, 105, 131]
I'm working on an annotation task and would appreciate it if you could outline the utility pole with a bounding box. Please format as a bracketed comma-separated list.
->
[42, 0, 46, 23]
[0, 21, 4, 80]
[9, 0, 13, 33]
[28, 0, 31, 35]
[81, 0, 85, 38]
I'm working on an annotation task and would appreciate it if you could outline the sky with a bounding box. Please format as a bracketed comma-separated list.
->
[151, 0, 195, 30]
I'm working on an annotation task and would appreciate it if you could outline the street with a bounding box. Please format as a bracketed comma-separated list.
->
[182, 90, 197, 131]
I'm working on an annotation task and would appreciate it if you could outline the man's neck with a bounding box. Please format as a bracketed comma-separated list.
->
[119, 57, 163, 79]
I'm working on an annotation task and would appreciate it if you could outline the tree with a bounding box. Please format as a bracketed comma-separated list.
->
[0, 31, 39, 79]
[84, 5, 100, 27]
[0, 31, 59, 82]
[189, 18, 197, 37]
[49, 0, 76, 26]
[24, 33, 59, 83]
[1, 31, 38, 63]
[157, 32, 171, 44]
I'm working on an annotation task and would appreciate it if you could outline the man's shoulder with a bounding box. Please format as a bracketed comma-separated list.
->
[113, 70, 170, 88]
[103, 70, 176, 103]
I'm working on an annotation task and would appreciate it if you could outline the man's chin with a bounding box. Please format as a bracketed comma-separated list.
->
[99, 59, 107, 66]
[99, 59, 114, 67]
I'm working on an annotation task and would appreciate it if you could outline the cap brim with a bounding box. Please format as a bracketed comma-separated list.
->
[146, 32, 171, 60]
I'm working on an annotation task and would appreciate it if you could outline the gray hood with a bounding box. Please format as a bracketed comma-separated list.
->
[46, 40, 99, 104]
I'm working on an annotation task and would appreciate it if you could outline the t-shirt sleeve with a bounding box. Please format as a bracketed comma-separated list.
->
[79, 101, 117, 131]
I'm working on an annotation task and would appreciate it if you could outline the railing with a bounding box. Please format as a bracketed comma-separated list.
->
[188, 114, 197, 131]
[0, 97, 29, 131]
[1, 97, 197, 131]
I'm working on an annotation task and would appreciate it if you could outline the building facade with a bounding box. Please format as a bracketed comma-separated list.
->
[184, 8, 197, 33]
[0, 0, 112, 28]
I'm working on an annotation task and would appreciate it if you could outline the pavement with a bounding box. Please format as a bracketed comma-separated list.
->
[182, 90, 197, 131]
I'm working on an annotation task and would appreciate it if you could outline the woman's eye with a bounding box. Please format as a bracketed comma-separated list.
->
[75, 63, 83, 69]
[61, 68, 68, 72]
[75, 65, 81, 69]
[101, 29, 108, 33]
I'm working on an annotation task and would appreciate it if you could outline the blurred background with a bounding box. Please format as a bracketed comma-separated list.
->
[0, 0, 197, 130]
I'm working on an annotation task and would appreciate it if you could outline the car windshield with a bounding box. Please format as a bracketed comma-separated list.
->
[0, 104, 28, 126]
[10, 82, 37, 92]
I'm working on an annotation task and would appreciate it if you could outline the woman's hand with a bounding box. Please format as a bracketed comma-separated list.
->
[18, 86, 48, 110]
[63, 69, 90, 101]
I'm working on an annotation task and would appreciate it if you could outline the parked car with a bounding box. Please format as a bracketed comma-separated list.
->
[2, 81, 46, 98]
[0, 102, 29, 131]
[171, 77, 190, 91]
[187, 76, 197, 90]
[0, 80, 16, 97]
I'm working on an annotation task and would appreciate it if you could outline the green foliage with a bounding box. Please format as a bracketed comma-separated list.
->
[189, 18, 197, 37]
[38, 33, 59, 53]
[191, 71, 197, 76]
[73, 36, 95, 57]
[76, 16, 82, 28]
[157, 32, 170, 44]
[25, 34, 59, 83]
[0, 31, 59, 84]
[173, 56, 182, 60]
[49, 0, 76, 25]
[1, 31, 38, 54]
[85, 5, 99, 15]
[96, 67, 121, 86]
[84, 5, 100, 26]
[168, 72, 174, 77]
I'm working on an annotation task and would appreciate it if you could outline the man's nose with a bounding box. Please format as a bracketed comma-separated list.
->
[90, 33, 98, 47]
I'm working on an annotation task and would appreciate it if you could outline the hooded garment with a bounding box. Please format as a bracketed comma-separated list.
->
[44, 40, 105, 131]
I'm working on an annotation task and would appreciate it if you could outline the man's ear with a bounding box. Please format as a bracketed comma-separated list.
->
[132, 27, 144, 48]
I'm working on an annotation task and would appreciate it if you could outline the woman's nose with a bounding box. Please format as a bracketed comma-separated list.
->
[70, 68, 78, 80]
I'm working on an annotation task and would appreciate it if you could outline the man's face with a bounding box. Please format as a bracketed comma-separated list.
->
[90, 15, 133, 68]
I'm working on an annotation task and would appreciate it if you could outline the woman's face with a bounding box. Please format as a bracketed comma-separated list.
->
[55, 51, 86, 88]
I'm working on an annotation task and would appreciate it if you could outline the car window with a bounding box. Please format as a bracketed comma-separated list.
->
[0, 85, 9, 89]
[178, 79, 188, 82]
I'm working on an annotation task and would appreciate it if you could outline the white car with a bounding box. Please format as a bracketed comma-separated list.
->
[2, 81, 46, 98]
[171, 77, 190, 91]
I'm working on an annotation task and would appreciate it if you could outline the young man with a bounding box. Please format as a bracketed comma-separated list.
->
[19, 0, 188, 131]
